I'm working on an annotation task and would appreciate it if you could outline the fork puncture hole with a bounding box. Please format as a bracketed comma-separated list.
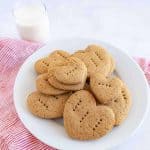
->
[114, 99, 118, 102]
[79, 111, 89, 123]
[91, 58, 98, 67]
[57, 52, 66, 59]
[95, 51, 103, 61]
[74, 99, 82, 110]
[54, 96, 58, 99]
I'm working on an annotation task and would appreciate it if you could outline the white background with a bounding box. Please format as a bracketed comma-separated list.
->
[0, 0, 150, 150]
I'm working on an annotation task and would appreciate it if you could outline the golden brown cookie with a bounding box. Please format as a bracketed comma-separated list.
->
[27, 91, 71, 118]
[90, 73, 132, 125]
[90, 73, 123, 104]
[48, 68, 87, 91]
[106, 84, 132, 125]
[86, 45, 115, 75]
[36, 73, 68, 95]
[34, 50, 70, 74]
[54, 57, 87, 84]
[34, 57, 50, 74]
[73, 45, 115, 77]
[63, 90, 115, 140]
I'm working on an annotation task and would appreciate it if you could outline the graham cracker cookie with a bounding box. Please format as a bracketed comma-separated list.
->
[54, 57, 87, 84]
[106, 84, 132, 125]
[48, 68, 87, 91]
[36, 73, 68, 95]
[34, 57, 50, 74]
[90, 73, 132, 125]
[35, 50, 70, 74]
[86, 45, 115, 75]
[27, 91, 71, 118]
[73, 45, 115, 77]
[63, 90, 115, 140]
[90, 73, 123, 104]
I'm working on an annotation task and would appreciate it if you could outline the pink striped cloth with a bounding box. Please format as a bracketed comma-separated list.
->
[0, 39, 55, 150]
[0, 38, 149, 150]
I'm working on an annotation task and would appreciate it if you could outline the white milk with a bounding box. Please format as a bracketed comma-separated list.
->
[14, 5, 49, 42]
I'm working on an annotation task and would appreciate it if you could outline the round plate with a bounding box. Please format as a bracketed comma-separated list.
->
[13, 38, 149, 150]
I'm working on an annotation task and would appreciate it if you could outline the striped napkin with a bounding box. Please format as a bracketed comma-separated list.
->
[0, 38, 149, 150]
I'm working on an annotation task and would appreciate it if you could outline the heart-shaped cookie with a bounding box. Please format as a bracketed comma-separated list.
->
[73, 45, 115, 77]
[106, 84, 132, 125]
[35, 50, 70, 74]
[36, 73, 68, 95]
[54, 57, 87, 84]
[90, 73, 123, 104]
[35, 57, 50, 74]
[48, 68, 86, 91]
[90, 73, 132, 125]
[27, 91, 71, 118]
[63, 90, 115, 140]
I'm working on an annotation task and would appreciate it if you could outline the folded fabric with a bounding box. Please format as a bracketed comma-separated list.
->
[0, 38, 54, 150]
[0, 38, 149, 150]
[134, 57, 150, 84]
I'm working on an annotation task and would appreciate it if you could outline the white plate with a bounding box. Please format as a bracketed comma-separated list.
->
[13, 38, 149, 150]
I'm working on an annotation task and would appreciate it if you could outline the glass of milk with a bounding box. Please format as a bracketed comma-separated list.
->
[13, 0, 50, 43]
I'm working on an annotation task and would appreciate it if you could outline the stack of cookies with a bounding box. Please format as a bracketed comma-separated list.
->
[27, 45, 132, 140]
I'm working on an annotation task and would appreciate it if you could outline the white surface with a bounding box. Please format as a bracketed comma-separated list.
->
[14, 38, 149, 150]
[0, 0, 150, 58]
[1, 0, 150, 149]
